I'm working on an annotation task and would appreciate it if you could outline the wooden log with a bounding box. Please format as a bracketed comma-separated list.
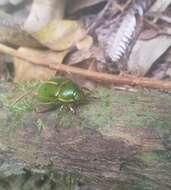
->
[0, 82, 171, 189]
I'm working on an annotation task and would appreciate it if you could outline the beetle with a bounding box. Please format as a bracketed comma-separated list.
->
[37, 78, 86, 111]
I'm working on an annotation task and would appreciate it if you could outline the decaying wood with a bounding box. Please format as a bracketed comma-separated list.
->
[0, 81, 171, 189]
[0, 43, 171, 91]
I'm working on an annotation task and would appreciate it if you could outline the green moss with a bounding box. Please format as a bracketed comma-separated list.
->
[1, 80, 171, 190]
[1, 81, 171, 132]
[55, 110, 81, 128]
[81, 99, 118, 128]
[141, 152, 161, 164]
[112, 177, 162, 190]
[0, 81, 40, 128]
[0, 170, 78, 190]
[79, 87, 171, 130]
[111, 89, 171, 130]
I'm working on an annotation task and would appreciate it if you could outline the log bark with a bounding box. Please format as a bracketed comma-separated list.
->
[0, 82, 171, 189]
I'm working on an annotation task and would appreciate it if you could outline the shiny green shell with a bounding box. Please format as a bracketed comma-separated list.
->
[37, 78, 86, 105]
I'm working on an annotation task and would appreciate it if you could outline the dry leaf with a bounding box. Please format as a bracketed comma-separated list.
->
[24, 0, 66, 33]
[0, 12, 42, 48]
[128, 35, 171, 76]
[76, 35, 93, 50]
[150, 0, 171, 12]
[139, 29, 159, 40]
[14, 47, 68, 81]
[32, 20, 87, 51]
[68, 0, 106, 14]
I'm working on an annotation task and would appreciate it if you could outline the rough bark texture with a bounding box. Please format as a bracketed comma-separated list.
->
[0, 81, 171, 189]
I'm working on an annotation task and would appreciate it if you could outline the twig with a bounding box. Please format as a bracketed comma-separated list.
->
[87, 0, 114, 33]
[11, 91, 34, 106]
[0, 43, 171, 90]
[11, 92, 29, 106]
[147, 12, 171, 24]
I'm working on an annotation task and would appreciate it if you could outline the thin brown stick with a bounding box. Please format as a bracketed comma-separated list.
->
[0, 43, 171, 90]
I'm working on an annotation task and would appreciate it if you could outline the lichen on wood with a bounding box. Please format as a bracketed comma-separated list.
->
[0, 81, 171, 189]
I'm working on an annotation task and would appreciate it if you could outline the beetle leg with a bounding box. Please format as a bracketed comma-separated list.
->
[59, 104, 77, 114]
[69, 105, 76, 114]
[59, 104, 65, 112]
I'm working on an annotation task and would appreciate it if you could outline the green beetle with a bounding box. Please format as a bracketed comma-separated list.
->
[37, 78, 86, 109]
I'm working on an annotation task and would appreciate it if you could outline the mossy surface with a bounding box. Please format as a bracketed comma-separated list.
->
[0, 82, 171, 131]
[0, 81, 171, 190]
